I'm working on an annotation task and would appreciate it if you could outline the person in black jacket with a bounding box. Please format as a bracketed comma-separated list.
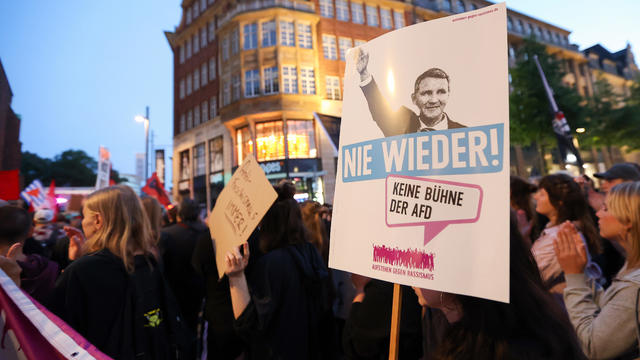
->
[48, 185, 188, 359]
[160, 198, 207, 334]
[223, 184, 329, 360]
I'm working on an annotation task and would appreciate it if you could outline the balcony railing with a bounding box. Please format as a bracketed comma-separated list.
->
[218, 0, 315, 27]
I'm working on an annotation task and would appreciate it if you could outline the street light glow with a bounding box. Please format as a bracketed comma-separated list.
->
[576, 128, 586, 133]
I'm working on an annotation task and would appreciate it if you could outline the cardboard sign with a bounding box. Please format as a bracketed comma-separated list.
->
[329, 3, 510, 302]
[208, 154, 277, 279]
[95, 147, 111, 190]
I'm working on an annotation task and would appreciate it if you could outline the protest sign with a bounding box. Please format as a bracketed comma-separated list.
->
[95, 147, 111, 190]
[208, 154, 277, 279]
[329, 3, 510, 302]
[0, 269, 109, 359]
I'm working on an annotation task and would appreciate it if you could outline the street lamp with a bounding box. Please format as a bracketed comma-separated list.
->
[135, 106, 150, 181]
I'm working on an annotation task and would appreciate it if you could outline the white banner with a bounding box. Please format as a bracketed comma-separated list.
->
[329, 3, 510, 302]
[95, 147, 111, 190]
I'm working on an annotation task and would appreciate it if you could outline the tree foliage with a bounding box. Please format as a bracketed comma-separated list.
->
[509, 38, 585, 147]
[21, 149, 125, 187]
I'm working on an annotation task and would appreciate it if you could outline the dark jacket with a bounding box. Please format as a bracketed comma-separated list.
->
[160, 221, 207, 332]
[235, 242, 328, 360]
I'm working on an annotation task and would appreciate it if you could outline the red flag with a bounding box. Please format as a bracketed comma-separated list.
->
[0, 169, 20, 200]
[142, 172, 171, 208]
[47, 180, 58, 218]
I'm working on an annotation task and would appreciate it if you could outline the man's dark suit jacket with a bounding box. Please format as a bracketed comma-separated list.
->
[361, 77, 466, 137]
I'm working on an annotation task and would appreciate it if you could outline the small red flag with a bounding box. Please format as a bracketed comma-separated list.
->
[0, 169, 20, 200]
[142, 172, 171, 208]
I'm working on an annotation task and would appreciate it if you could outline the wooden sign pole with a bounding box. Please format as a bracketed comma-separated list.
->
[388, 283, 403, 360]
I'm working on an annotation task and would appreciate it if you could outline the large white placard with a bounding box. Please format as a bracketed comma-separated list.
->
[329, 3, 510, 302]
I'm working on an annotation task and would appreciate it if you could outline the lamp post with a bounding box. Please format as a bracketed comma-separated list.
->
[135, 106, 150, 181]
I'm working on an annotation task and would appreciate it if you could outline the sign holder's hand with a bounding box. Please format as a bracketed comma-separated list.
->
[224, 242, 251, 318]
[553, 221, 587, 274]
[351, 273, 371, 303]
[224, 242, 250, 278]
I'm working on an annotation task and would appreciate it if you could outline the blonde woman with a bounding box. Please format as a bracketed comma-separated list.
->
[555, 181, 640, 359]
[49, 185, 187, 359]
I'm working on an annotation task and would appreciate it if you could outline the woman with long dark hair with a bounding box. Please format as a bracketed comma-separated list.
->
[555, 181, 640, 359]
[415, 213, 586, 359]
[531, 173, 602, 299]
[224, 184, 328, 359]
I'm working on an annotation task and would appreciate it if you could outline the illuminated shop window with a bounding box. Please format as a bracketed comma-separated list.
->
[209, 136, 224, 174]
[180, 150, 190, 180]
[287, 120, 317, 158]
[236, 126, 254, 164]
[193, 143, 206, 176]
[256, 121, 285, 161]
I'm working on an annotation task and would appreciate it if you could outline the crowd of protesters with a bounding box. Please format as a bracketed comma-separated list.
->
[0, 162, 640, 359]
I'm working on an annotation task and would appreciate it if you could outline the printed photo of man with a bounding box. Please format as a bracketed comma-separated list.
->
[356, 49, 466, 137]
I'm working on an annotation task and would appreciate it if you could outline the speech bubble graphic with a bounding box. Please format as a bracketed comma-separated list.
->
[385, 175, 483, 245]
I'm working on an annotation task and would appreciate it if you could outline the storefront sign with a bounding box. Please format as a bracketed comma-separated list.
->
[259, 160, 284, 175]
[329, 3, 510, 302]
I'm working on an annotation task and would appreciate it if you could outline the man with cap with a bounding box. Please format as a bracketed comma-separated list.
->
[594, 163, 640, 193]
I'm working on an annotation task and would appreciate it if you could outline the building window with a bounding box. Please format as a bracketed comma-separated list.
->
[442, 0, 451, 11]
[201, 0, 207, 11]
[193, 2, 200, 17]
[232, 74, 240, 101]
[282, 66, 298, 94]
[210, 96, 217, 118]
[280, 21, 295, 46]
[202, 63, 208, 86]
[201, 27, 207, 48]
[354, 39, 366, 47]
[186, 75, 193, 95]
[208, 21, 215, 42]
[507, 16, 513, 30]
[297, 23, 312, 49]
[244, 23, 258, 50]
[264, 67, 279, 94]
[508, 45, 515, 59]
[393, 10, 404, 29]
[336, 0, 349, 21]
[516, 19, 523, 33]
[179, 45, 185, 64]
[262, 20, 277, 47]
[180, 150, 190, 180]
[222, 35, 229, 60]
[231, 28, 239, 54]
[236, 126, 254, 164]
[194, 68, 200, 91]
[202, 100, 209, 122]
[351, 2, 364, 24]
[366, 5, 378, 27]
[455, 0, 465, 13]
[180, 114, 186, 132]
[525, 23, 532, 35]
[323, 34, 337, 60]
[287, 120, 317, 158]
[187, 110, 193, 129]
[194, 33, 200, 53]
[338, 37, 352, 61]
[194, 105, 201, 126]
[179, 79, 185, 99]
[533, 25, 540, 38]
[209, 58, 217, 81]
[256, 121, 285, 161]
[320, 0, 334, 18]
[380, 8, 392, 29]
[326, 76, 341, 100]
[193, 143, 206, 177]
[245, 69, 260, 97]
[186, 7, 192, 24]
[209, 136, 224, 174]
[186, 38, 192, 58]
[470, 3, 477, 9]
[300, 67, 316, 95]
[223, 80, 231, 105]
